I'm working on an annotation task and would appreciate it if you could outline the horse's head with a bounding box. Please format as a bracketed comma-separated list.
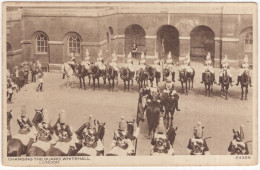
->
[233, 129, 242, 142]
[120, 67, 129, 80]
[32, 109, 44, 126]
[166, 126, 178, 146]
[97, 120, 105, 141]
[126, 119, 135, 136]
[241, 71, 249, 85]
[204, 71, 212, 84]
[179, 69, 187, 81]
[147, 66, 155, 79]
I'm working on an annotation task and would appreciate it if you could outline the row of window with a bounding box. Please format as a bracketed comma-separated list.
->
[33, 31, 253, 53]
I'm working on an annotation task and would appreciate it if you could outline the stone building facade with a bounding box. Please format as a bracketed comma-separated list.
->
[6, 4, 254, 69]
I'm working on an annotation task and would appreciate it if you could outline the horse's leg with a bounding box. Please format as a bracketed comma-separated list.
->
[83, 77, 86, 90]
[108, 79, 111, 91]
[98, 78, 100, 88]
[88, 75, 91, 86]
[181, 82, 184, 93]
[170, 110, 174, 128]
[245, 86, 248, 100]
[128, 80, 130, 92]
[241, 86, 244, 100]
[204, 84, 207, 96]
[79, 77, 82, 89]
[93, 78, 95, 90]
[185, 82, 188, 95]
[124, 80, 126, 91]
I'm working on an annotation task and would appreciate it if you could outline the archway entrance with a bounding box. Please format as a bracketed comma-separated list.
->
[125, 24, 146, 58]
[190, 25, 215, 62]
[156, 25, 179, 61]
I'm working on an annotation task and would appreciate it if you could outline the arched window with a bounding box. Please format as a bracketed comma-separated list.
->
[244, 32, 253, 52]
[35, 32, 48, 53]
[68, 34, 81, 54]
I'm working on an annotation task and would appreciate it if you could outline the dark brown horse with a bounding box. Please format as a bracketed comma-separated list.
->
[220, 70, 230, 100]
[240, 71, 250, 100]
[203, 71, 214, 97]
[120, 67, 134, 91]
[160, 92, 176, 129]
[106, 65, 118, 91]
[146, 101, 161, 139]
[179, 68, 195, 95]
[7, 109, 43, 156]
[76, 63, 91, 90]
[90, 65, 107, 90]
[146, 66, 159, 87]
[136, 67, 149, 90]
[163, 68, 175, 82]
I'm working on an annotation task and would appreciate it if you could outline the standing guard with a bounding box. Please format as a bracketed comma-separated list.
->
[131, 42, 138, 58]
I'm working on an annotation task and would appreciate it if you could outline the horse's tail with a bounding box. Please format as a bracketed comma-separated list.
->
[7, 139, 23, 156]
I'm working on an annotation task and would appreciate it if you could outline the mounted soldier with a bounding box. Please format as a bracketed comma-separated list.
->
[150, 117, 173, 155]
[81, 49, 91, 70]
[109, 51, 119, 72]
[153, 52, 162, 74]
[76, 115, 97, 139]
[95, 50, 106, 71]
[178, 51, 193, 81]
[218, 55, 233, 86]
[164, 52, 175, 82]
[200, 52, 216, 84]
[236, 55, 252, 87]
[125, 52, 135, 72]
[36, 111, 55, 142]
[228, 124, 249, 155]
[187, 122, 210, 155]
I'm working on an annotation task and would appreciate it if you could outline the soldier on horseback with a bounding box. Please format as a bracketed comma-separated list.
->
[187, 122, 210, 155]
[95, 50, 106, 71]
[17, 104, 34, 135]
[81, 49, 91, 70]
[111, 116, 135, 155]
[163, 52, 175, 82]
[109, 51, 119, 72]
[131, 42, 138, 58]
[153, 52, 162, 74]
[36, 110, 55, 142]
[200, 52, 216, 84]
[228, 124, 249, 155]
[236, 55, 252, 87]
[218, 55, 233, 86]
[178, 52, 193, 81]
[139, 52, 146, 70]
[163, 78, 181, 112]
[125, 52, 135, 72]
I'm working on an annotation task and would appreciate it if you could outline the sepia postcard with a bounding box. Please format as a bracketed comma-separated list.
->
[1, 1, 258, 166]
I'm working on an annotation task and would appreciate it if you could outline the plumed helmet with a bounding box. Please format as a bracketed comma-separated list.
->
[59, 109, 66, 124]
[118, 119, 127, 131]
[206, 52, 211, 61]
[166, 59, 173, 64]
[167, 52, 172, 60]
[193, 122, 204, 138]
[85, 49, 90, 57]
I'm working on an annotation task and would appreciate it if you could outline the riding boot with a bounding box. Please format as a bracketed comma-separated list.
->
[178, 72, 181, 81]
[175, 99, 181, 111]
[249, 76, 253, 87]
[218, 76, 222, 85]
[172, 72, 175, 82]
[236, 76, 241, 86]
[200, 73, 204, 84]
[26, 138, 34, 153]
[229, 77, 233, 86]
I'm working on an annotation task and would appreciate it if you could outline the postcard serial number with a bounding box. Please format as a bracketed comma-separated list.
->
[235, 156, 251, 159]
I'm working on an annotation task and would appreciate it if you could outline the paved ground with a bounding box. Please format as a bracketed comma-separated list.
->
[7, 62, 254, 155]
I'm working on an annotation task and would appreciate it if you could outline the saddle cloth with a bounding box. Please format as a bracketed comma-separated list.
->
[95, 139, 104, 151]
[32, 140, 52, 152]
[152, 148, 174, 156]
[53, 142, 71, 154]
[77, 147, 97, 156]
[108, 146, 128, 156]
[13, 133, 33, 146]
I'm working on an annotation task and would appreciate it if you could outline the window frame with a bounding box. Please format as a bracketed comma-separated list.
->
[67, 34, 81, 56]
[244, 32, 253, 52]
[35, 33, 48, 54]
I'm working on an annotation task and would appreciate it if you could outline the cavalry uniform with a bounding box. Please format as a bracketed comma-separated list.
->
[7, 79, 13, 103]
[200, 52, 216, 84]
[153, 52, 162, 73]
[76, 115, 97, 140]
[111, 117, 135, 155]
[218, 55, 233, 85]
[228, 125, 249, 155]
[36, 112, 54, 142]
[164, 52, 175, 82]
[131, 43, 138, 58]
[125, 52, 135, 72]
[36, 72, 44, 92]
[81, 56, 91, 70]
[109, 52, 119, 72]
[187, 122, 210, 155]
[22, 62, 29, 84]
[236, 55, 252, 86]
[95, 50, 106, 71]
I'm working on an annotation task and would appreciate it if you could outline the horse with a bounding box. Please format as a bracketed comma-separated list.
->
[240, 71, 250, 100]
[179, 68, 195, 95]
[136, 88, 150, 127]
[163, 68, 175, 82]
[7, 109, 43, 156]
[106, 65, 118, 91]
[160, 92, 176, 129]
[136, 67, 148, 90]
[146, 101, 161, 139]
[75, 63, 91, 90]
[63, 63, 76, 88]
[90, 65, 107, 90]
[166, 126, 178, 149]
[120, 67, 134, 91]
[7, 110, 13, 141]
[203, 71, 214, 97]
[146, 66, 158, 87]
[220, 70, 230, 100]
